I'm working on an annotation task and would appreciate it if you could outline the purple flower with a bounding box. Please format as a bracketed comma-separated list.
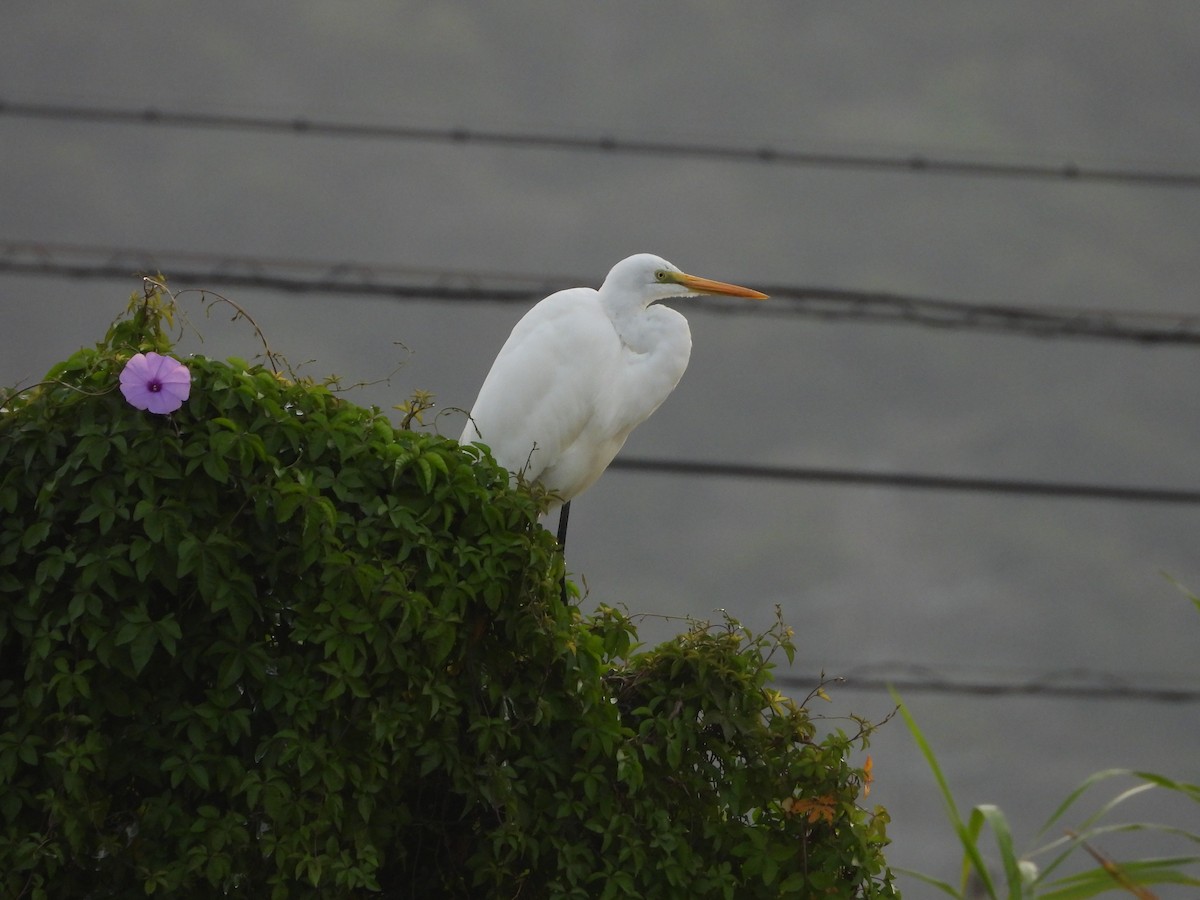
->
[119, 352, 191, 414]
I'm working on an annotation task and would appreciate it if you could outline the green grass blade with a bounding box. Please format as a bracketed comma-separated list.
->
[1162, 572, 1200, 615]
[970, 804, 1026, 899]
[1036, 768, 1134, 839]
[1034, 768, 1200, 881]
[1036, 819, 1200, 885]
[893, 867, 964, 897]
[1130, 770, 1200, 804]
[1075, 783, 1158, 835]
[1040, 856, 1200, 900]
[892, 690, 999, 899]
[1037, 820, 1200, 869]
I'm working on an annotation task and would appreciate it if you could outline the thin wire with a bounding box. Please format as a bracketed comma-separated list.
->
[0, 254, 533, 303]
[776, 667, 1200, 704]
[609, 458, 1200, 506]
[7, 242, 1200, 506]
[4, 240, 1200, 346]
[713, 286, 1200, 345]
[5, 97, 1200, 189]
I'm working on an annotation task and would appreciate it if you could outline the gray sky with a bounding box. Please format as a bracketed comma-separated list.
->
[4, 4, 1199, 891]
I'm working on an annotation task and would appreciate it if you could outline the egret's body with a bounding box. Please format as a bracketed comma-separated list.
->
[461, 254, 767, 511]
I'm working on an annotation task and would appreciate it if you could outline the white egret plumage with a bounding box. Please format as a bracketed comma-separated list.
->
[460, 253, 768, 540]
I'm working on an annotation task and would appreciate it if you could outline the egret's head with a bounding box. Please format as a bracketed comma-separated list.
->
[601, 253, 769, 309]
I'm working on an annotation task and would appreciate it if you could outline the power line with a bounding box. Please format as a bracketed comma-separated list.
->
[777, 666, 1200, 704]
[610, 457, 1200, 506]
[5, 240, 1200, 347]
[720, 285, 1200, 345]
[6, 242, 1200, 508]
[5, 97, 1200, 190]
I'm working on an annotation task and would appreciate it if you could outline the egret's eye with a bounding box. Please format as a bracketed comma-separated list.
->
[654, 269, 670, 282]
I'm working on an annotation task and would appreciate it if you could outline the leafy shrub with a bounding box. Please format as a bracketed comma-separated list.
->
[0, 287, 895, 898]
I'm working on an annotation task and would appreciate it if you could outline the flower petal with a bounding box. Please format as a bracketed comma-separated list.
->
[150, 378, 190, 413]
[119, 353, 151, 387]
[120, 385, 152, 409]
[119, 352, 192, 414]
[160, 379, 191, 400]
[144, 390, 185, 414]
[143, 352, 172, 381]
[158, 366, 192, 387]
[119, 354, 154, 409]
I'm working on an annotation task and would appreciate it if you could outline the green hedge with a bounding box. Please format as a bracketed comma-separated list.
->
[0, 288, 895, 898]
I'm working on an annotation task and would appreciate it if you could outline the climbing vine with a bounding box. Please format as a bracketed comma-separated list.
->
[0, 284, 895, 898]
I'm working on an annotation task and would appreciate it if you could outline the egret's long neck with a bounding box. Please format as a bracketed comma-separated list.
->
[610, 302, 674, 353]
[602, 301, 692, 430]
[601, 296, 649, 351]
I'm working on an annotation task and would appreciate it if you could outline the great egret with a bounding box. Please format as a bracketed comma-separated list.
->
[460, 253, 768, 543]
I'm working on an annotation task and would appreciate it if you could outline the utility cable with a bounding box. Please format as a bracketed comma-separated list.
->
[776, 666, 1200, 704]
[4, 98, 1200, 189]
[610, 458, 1200, 506]
[4, 240, 1200, 347]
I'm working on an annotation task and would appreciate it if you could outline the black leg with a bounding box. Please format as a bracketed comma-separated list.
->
[556, 500, 571, 550]
[556, 500, 571, 603]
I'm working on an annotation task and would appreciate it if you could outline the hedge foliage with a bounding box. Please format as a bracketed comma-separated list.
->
[0, 287, 896, 898]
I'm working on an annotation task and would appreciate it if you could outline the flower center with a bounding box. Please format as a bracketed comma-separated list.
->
[148, 380, 162, 393]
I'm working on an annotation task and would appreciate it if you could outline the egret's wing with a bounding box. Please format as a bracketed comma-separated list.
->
[462, 289, 619, 488]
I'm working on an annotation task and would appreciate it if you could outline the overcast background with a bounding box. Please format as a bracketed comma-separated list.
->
[3, 4, 1199, 893]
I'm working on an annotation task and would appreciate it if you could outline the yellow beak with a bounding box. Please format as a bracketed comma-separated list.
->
[676, 272, 769, 300]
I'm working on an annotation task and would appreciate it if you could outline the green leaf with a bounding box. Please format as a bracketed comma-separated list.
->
[966, 805, 1023, 900]
[1040, 858, 1200, 899]
[129, 626, 158, 675]
[892, 866, 968, 897]
[202, 451, 230, 483]
[22, 519, 51, 550]
[893, 690, 999, 899]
